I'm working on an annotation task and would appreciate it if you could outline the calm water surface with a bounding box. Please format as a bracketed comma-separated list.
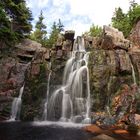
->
[0, 121, 93, 140]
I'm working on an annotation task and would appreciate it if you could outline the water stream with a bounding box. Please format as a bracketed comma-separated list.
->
[44, 36, 91, 123]
[43, 69, 52, 120]
[128, 54, 137, 85]
[10, 85, 24, 121]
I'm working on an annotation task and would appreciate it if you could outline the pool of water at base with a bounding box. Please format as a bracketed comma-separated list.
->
[0, 121, 93, 140]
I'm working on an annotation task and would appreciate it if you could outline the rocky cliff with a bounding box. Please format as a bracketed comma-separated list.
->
[0, 30, 75, 121]
[0, 21, 140, 125]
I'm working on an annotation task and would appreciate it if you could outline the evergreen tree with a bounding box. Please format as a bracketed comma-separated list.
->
[128, 1, 140, 26]
[46, 22, 59, 47]
[0, 3, 15, 49]
[89, 24, 102, 37]
[32, 10, 47, 45]
[83, 24, 102, 37]
[57, 19, 64, 32]
[112, 7, 130, 37]
[2, 0, 33, 39]
[111, 1, 140, 38]
[0, 0, 32, 51]
[46, 19, 64, 48]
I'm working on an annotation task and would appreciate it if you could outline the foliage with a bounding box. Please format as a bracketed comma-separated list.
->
[46, 19, 64, 48]
[30, 10, 47, 46]
[112, 0, 140, 38]
[0, 0, 33, 51]
[83, 24, 102, 37]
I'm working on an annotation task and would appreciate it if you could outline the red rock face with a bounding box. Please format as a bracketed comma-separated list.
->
[130, 20, 140, 48]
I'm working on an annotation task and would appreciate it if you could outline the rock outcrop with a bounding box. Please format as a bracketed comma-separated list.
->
[99, 25, 130, 50]
[87, 24, 140, 127]
[129, 20, 140, 49]
[0, 57, 29, 120]
[1, 22, 140, 126]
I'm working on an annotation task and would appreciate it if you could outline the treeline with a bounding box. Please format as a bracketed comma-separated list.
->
[30, 11, 64, 48]
[85, 0, 140, 38]
[0, 0, 32, 51]
[1, 0, 140, 52]
[0, 0, 64, 52]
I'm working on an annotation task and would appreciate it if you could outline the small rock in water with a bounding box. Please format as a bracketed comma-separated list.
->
[91, 134, 116, 140]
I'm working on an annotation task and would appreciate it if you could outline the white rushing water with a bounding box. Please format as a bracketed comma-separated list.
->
[10, 85, 24, 121]
[130, 62, 136, 84]
[45, 36, 91, 123]
[127, 53, 137, 85]
[43, 69, 52, 120]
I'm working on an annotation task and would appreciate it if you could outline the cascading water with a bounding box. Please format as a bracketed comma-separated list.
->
[45, 36, 91, 123]
[43, 67, 52, 120]
[130, 62, 136, 85]
[10, 85, 24, 121]
[127, 54, 137, 85]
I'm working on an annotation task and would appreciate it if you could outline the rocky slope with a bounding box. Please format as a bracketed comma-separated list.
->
[0, 20, 140, 126]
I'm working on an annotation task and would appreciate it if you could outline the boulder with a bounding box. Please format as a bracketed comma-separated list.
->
[100, 26, 130, 50]
[62, 40, 73, 51]
[56, 34, 64, 47]
[16, 39, 46, 62]
[64, 30, 75, 40]
[129, 20, 140, 49]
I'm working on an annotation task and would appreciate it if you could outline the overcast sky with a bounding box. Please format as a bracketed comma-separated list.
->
[26, 0, 140, 36]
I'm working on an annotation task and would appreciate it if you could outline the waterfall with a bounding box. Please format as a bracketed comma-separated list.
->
[43, 69, 52, 120]
[130, 63, 136, 85]
[127, 54, 137, 84]
[10, 85, 24, 121]
[46, 36, 91, 123]
[43, 62, 52, 120]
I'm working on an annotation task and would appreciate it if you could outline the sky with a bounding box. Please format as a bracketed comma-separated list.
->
[26, 0, 140, 36]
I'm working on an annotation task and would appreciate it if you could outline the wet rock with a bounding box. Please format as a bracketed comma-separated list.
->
[84, 125, 103, 134]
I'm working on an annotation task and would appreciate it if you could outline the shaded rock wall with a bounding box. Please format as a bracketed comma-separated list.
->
[0, 57, 29, 120]
[0, 30, 75, 121]
[88, 49, 133, 111]
[88, 25, 136, 112]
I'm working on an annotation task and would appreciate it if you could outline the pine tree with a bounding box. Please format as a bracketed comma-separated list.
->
[46, 19, 64, 48]
[112, 1, 140, 38]
[57, 19, 64, 33]
[128, 0, 140, 26]
[112, 7, 130, 37]
[2, 0, 33, 39]
[31, 10, 47, 46]
[46, 22, 59, 47]
[0, 3, 15, 49]
[0, 0, 32, 51]
[89, 24, 102, 37]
